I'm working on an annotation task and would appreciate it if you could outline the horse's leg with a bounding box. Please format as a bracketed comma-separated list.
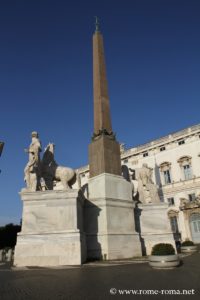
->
[60, 176, 70, 190]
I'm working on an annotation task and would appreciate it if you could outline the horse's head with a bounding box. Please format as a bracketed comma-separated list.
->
[42, 143, 55, 165]
[44, 143, 55, 153]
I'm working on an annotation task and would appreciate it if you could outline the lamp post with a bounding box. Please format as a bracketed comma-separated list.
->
[0, 142, 4, 173]
[0, 141, 4, 156]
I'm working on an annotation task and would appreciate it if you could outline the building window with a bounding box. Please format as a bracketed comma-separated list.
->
[160, 146, 166, 152]
[178, 139, 185, 145]
[190, 214, 200, 234]
[170, 216, 179, 233]
[177, 156, 192, 181]
[188, 193, 196, 202]
[183, 164, 192, 180]
[143, 152, 148, 157]
[159, 162, 172, 185]
[163, 170, 172, 184]
[167, 197, 175, 206]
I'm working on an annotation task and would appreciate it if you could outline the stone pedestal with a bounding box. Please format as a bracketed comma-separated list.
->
[14, 190, 86, 267]
[136, 203, 176, 255]
[85, 173, 142, 260]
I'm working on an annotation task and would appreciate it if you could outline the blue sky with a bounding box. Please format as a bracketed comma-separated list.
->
[0, 0, 200, 225]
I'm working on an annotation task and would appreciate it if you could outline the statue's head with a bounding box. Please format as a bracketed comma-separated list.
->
[31, 131, 39, 138]
[142, 163, 148, 168]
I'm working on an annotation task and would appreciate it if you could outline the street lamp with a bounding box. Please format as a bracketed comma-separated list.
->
[0, 141, 4, 157]
[0, 142, 4, 173]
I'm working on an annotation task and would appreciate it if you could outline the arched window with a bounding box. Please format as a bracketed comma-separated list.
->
[159, 162, 172, 185]
[177, 156, 192, 180]
[190, 213, 200, 243]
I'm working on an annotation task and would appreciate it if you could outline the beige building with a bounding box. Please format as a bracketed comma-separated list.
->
[75, 124, 200, 244]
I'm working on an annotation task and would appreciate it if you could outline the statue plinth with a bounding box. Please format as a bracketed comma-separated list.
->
[136, 203, 176, 255]
[14, 190, 86, 267]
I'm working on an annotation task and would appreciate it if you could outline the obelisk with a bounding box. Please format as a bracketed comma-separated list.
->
[86, 19, 142, 260]
[89, 19, 121, 177]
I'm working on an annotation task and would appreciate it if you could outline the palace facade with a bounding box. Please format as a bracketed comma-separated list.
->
[75, 124, 200, 244]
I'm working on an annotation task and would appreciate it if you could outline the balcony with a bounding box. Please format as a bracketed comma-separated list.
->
[160, 176, 200, 194]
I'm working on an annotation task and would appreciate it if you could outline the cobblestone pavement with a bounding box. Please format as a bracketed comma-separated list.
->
[0, 252, 199, 300]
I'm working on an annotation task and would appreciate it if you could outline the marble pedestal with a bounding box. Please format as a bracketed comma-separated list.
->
[85, 173, 142, 260]
[14, 190, 86, 267]
[136, 203, 176, 255]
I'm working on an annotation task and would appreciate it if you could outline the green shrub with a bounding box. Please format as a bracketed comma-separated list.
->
[181, 240, 194, 246]
[151, 243, 175, 256]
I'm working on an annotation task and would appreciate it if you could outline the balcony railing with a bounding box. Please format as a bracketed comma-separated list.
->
[160, 176, 200, 193]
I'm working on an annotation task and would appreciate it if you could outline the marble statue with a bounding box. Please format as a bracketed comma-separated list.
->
[180, 193, 200, 210]
[41, 143, 75, 190]
[129, 168, 138, 199]
[121, 165, 130, 182]
[135, 163, 160, 204]
[120, 143, 125, 154]
[196, 194, 200, 203]
[24, 131, 42, 191]
[23, 133, 77, 192]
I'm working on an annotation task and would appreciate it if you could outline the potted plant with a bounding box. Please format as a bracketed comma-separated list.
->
[181, 240, 197, 253]
[149, 243, 180, 269]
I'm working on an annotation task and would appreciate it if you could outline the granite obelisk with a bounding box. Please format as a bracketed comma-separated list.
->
[89, 20, 121, 177]
[86, 20, 142, 260]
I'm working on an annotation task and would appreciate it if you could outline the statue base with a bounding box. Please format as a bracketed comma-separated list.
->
[136, 203, 176, 255]
[85, 173, 142, 260]
[14, 190, 86, 267]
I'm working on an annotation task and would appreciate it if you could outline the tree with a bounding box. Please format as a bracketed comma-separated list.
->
[0, 223, 21, 249]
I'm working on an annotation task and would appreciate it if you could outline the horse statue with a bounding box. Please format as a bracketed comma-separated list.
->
[41, 143, 76, 190]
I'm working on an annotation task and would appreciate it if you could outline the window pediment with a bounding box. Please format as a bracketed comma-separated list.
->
[168, 209, 179, 217]
[177, 156, 192, 166]
[159, 161, 171, 171]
